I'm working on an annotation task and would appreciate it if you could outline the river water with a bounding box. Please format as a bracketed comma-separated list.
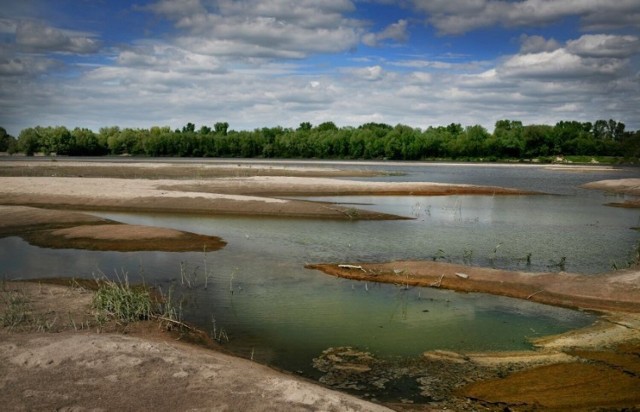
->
[1, 161, 638, 382]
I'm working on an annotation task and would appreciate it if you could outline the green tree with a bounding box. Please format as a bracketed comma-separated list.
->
[214, 122, 229, 136]
[297, 122, 312, 131]
[17, 128, 41, 155]
[0, 127, 17, 152]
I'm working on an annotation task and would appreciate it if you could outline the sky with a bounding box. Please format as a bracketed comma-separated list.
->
[1, 0, 639, 136]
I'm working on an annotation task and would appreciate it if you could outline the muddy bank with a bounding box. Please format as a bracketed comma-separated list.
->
[166, 175, 538, 197]
[0, 206, 226, 252]
[0, 176, 536, 220]
[582, 177, 640, 208]
[306, 261, 640, 313]
[307, 262, 640, 410]
[460, 343, 640, 411]
[0, 159, 385, 179]
[0, 281, 389, 412]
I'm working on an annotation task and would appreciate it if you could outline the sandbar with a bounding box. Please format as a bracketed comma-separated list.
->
[582, 178, 640, 208]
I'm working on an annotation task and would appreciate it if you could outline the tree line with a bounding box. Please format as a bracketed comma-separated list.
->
[1, 119, 638, 162]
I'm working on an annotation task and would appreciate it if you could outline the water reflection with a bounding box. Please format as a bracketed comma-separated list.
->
[1, 163, 637, 380]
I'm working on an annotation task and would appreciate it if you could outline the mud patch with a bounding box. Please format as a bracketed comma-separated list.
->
[460, 345, 640, 410]
[311, 346, 509, 409]
[22, 223, 226, 252]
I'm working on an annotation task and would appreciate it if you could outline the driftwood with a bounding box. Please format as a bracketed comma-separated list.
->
[455, 272, 469, 279]
[430, 274, 445, 287]
[338, 264, 366, 272]
[527, 289, 544, 299]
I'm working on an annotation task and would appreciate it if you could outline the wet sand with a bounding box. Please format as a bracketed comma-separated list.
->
[582, 177, 640, 208]
[0, 281, 389, 412]
[306, 261, 640, 313]
[2, 160, 639, 410]
[0, 206, 226, 252]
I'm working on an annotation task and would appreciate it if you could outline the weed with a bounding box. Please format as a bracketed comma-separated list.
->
[210, 316, 229, 343]
[463, 249, 474, 264]
[432, 249, 447, 261]
[345, 208, 360, 219]
[548, 256, 567, 271]
[157, 285, 182, 324]
[1, 290, 30, 329]
[92, 273, 152, 323]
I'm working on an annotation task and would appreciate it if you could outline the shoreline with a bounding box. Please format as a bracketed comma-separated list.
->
[2, 160, 640, 410]
[306, 261, 640, 313]
[0, 175, 538, 221]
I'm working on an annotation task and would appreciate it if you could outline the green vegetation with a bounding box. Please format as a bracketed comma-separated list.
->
[93, 277, 153, 324]
[0, 289, 30, 329]
[3, 118, 638, 162]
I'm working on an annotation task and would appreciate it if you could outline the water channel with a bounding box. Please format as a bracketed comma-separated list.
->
[1, 161, 638, 394]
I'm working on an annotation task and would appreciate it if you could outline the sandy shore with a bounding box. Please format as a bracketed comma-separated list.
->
[307, 261, 640, 409]
[307, 261, 640, 313]
[582, 177, 640, 208]
[2, 160, 639, 410]
[0, 174, 536, 220]
[0, 282, 390, 412]
[0, 206, 226, 252]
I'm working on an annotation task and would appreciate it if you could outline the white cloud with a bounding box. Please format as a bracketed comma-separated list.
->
[411, 0, 640, 34]
[347, 65, 385, 80]
[362, 19, 409, 46]
[566, 34, 640, 58]
[519, 34, 560, 54]
[15, 20, 100, 54]
[1, 2, 639, 137]
[0, 56, 57, 76]
[145, 0, 364, 59]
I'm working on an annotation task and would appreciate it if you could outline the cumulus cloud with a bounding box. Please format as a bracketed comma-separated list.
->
[15, 20, 100, 54]
[502, 34, 640, 81]
[1, 1, 639, 137]
[519, 34, 560, 54]
[0, 56, 58, 77]
[348, 65, 385, 80]
[362, 19, 409, 46]
[145, 0, 363, 59]
[411, 0, 640, 34]
[566, 34, 640, 58]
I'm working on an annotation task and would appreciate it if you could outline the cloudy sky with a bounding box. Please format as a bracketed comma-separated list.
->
[1, 0, 639, 136]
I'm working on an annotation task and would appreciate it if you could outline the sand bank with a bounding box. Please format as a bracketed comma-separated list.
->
[0, 175, 535, 220]
[306, 261, 640, 313]
[0, 206, 226, 252]
[582, 178, 640, 208]
[0, 282, 389, 412]
[307, 261, 640, 409]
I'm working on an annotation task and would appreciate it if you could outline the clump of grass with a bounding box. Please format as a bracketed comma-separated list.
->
[92, 275, 152, 324]
[1, 290, 30, 329]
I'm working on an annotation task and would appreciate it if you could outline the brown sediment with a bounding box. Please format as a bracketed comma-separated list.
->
[0, 281, 388, 412]
[0, 206, 225, 252]
[582, 178, 640, 208]
[164, 176, 539, 197]
[305, 261, 640, 313]
[460, 352, 640, 411]
[0, 175, 538, 221]
[308, 261, 640, 409]
[23, 224, 226, 252]
[0, 160, 384, 179]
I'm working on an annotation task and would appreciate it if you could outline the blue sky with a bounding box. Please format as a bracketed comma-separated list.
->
[1, 0, 639, 136]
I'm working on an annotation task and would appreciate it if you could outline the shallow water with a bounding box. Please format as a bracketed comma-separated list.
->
[1, 162, 638, 381]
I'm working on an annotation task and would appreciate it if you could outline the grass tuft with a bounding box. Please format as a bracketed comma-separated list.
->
[92, 275, 152, 324]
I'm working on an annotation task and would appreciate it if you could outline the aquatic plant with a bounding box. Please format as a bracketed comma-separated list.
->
[547, 256, 567, 272]
[432, 249, 447, 261]
[92, 273, 152, 323]
[463, 249, 474, 264]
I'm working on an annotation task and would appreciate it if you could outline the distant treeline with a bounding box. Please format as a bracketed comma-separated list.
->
[1, 119, 638, 162]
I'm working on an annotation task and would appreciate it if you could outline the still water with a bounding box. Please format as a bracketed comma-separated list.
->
[1, 162, 638, 378]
